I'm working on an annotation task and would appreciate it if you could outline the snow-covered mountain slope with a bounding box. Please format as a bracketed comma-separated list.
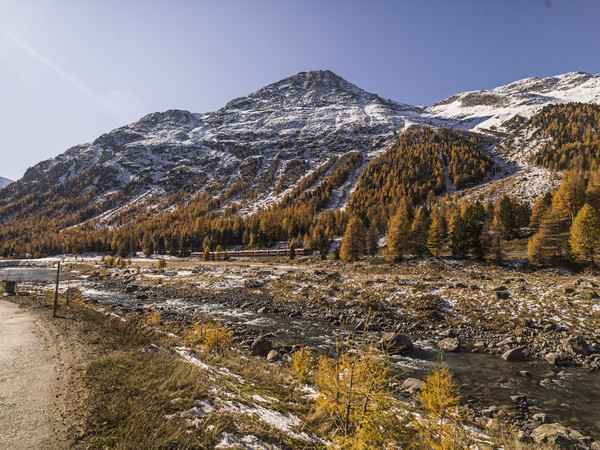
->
[0, 177, 13, 189]
[5, 70, 452, 223]
[430, 72, 600, 132]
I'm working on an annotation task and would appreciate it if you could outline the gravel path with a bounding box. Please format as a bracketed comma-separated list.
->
[0, 298, 82, 449]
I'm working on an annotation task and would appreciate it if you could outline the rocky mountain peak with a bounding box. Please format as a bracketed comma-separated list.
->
[223, 69, 383, 111]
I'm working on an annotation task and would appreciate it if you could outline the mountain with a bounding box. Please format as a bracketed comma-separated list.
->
[430, 72, 600, 132]
[3, 70, 450, 226]
[2, 69, 600, 254]
[0, 177, 12, 189]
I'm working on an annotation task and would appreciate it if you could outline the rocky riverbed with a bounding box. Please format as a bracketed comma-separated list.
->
[79, 267, 600, 447]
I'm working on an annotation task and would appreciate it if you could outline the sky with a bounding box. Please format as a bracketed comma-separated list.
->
[1, 0, 599, 180]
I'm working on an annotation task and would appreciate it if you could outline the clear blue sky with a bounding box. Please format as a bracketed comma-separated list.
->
[1, 0, 598, 179]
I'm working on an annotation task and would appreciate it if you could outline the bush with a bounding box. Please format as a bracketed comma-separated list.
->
[291, 347, 313, 382]
[312, 341, 408, 447]
[186, 320, 233, 354]
[418, 363, 470, 448]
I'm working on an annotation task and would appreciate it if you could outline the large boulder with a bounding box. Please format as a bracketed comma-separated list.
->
[545, 352, 570, 366]
[380, 332, 414, 354]
[502, 346, 531, 362]
[437, 337, 460, 352]
[531, 423, 587, 448]
[250, 336, 273, 357]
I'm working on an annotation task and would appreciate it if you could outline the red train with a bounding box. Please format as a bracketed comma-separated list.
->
[190, 248, 307, 259]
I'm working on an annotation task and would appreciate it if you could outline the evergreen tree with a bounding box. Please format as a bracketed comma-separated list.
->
[367, 225, 379, 256]
[426, 210, 447, 257]
[527, 210, 565, 263]
[449, 215, 469, 259]
[530, 192, 553, 230]
[385, 198, 414, 262]
[552, 172, 586, 228]
[340, 217, 367, 262]
[569, 204, 600, 264]
[411, 206, 431, 258]
[497, 196, 516, 239]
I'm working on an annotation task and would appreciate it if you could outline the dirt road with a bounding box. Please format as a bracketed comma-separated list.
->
[0, 298, 84, 449]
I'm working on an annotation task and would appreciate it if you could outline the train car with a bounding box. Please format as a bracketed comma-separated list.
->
[190, 248, 307, 259]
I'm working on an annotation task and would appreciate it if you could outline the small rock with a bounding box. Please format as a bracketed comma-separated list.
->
[266, 350, 280, 362]
[544, 352, 570, 366]
[437, 337, 460, 352]
[510, 394, 527, 403]
[533, 413, 549, 423]
[380, 333, 414, 354]
[250, 337, 272, 357]
[401, 378, 424, 394]
[502, 347, 531, 362]
[531, 423, 587, 448]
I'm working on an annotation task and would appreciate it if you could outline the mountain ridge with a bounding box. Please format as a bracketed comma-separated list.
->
[3, 69, 600, 233]
[430, 71, 600, 132]
[0, 177, 13, 189]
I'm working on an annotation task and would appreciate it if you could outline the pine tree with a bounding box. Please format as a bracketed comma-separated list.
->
[366, 225, 379, 256]
[552, 172, 586, 227]
[340, 217, 367, 262]
[530, 192, 553, 230]
[427, 210, 447, 257]
[412, 206, 431, 258]
[586, 169, 600, 210]
[527, 210, 565, 263]
[497, 196, 516, 239]
[385, 198, 414, 262]
[569, 204, 600, 264]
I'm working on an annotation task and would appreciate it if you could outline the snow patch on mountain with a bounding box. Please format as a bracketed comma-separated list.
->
[430, 72, 600, 132]
[0, 177, 13, 189]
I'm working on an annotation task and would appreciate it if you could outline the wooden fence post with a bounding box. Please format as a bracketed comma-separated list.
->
[53, 261, 60, 318]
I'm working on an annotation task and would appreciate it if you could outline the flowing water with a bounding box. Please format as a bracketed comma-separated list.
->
[4, 268, 600, 437]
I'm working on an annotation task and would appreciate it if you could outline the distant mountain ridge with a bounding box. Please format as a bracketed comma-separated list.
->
[0, 177, 13, 189]
[430, 71, 600, 132]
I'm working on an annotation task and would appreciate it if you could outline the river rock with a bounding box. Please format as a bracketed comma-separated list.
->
[531, 423, 587, 448]
[579, 291, 598, 300]
[250, 337, 273, 357]
[510, 394, 527, 403]
[562, 336, 589, 356]
[437, 337, 460, 352]
[502, 347, 531, 362]
[380, 333, 414, 354]
[266, 350, 280, 362]
[401, 378, 424, 394]
[545, 352, 570, 366]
